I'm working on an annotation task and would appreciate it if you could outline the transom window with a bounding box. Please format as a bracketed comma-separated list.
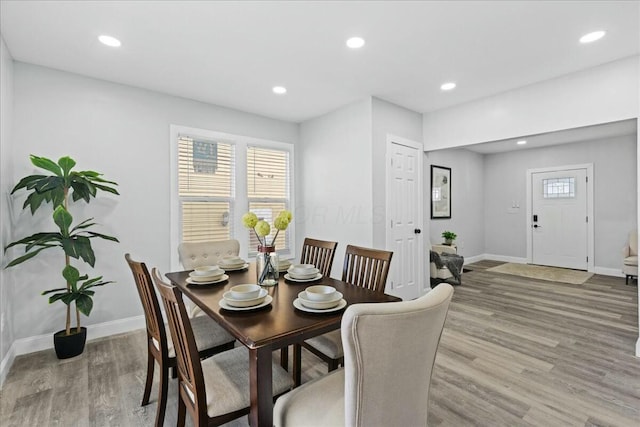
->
[543, 177, 575, 198]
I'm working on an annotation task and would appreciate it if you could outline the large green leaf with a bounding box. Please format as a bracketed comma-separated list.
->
[11, 175, 46, 194]
[30, 155, 62, 177]
[35, 176, 64, 193]
[5, 232, 61, 251]
[23, 191, 47, 214]
[76, 294, 93, 316]
[71, 218, 96, 232]
[91, 182, 120, 195]
[58, 156, 76, 177]
[5, 246, 53, 267]
[61, 236, 95, 266]
[70, 182, 91, 203]
[85, 231, 119, 243]
[62, 265, 80, 286]
[42, 287, 68, 295]
[53, 206, 73, 236]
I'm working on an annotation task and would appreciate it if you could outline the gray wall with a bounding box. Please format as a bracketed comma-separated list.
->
[484, 134, 637, 269]
[371, 97, 423, 249]
[427, 148, 485, 258]
[298, 98, 373, 278]
[8, 62, 298, 341]
[0, 36, 15, 366]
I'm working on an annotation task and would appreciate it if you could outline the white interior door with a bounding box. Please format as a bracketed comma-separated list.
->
[386, 136, 423, 300]
[531, 168, 588, 270]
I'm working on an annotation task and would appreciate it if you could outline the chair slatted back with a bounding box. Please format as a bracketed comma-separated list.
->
[300, 238, 338, 277]
[342, 245, 393, 293]
[152, 268, 207, 420]
[125, 254, 167, 356]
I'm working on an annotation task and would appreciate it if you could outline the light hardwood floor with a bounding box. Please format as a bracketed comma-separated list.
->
[1, 261, 638, 426]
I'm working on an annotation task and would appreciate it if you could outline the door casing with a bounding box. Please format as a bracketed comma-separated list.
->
[526, 163, 594, 272]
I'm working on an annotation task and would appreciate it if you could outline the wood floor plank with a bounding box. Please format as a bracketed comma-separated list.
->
[1, 262, 638, 426]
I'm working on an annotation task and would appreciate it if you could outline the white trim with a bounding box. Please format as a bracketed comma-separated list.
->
[593, 267, 625, 278]
[526, 163, 594, 272]
[0, 315, 145, 388]
[484, 254, 528, 264]
[169, 125, 296, 271]
[385, 134, 425, 296]
[636, 337, 640, 358]
[462, 254, 484, 265]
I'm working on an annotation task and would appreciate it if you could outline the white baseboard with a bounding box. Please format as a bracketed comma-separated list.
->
[463, 254, 484, 265]
[0, 314, 145, 389]
[481, 254, 528, 264]
[592, 267, 625, 278]
[636, 337, 640, 358]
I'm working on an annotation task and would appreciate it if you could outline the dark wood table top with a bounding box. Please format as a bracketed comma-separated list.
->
[165, 263, 401, 350]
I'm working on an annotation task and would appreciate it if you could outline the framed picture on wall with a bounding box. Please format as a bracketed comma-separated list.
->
[431, 165, 451, 219]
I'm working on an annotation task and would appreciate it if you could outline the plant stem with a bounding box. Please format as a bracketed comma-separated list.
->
[76, 304, 81, 334]
[64, 186, 72, 336]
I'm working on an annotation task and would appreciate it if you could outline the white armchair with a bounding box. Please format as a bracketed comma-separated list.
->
[623, 230, 637, 285]
[430, 244, 463, 286]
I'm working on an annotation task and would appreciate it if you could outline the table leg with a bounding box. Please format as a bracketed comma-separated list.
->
[293, 343, 302, 387]
[249, 347, 273, 427]
[280, 346, 289, 371]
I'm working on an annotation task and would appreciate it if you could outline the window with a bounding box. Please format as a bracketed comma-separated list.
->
[543, 177, 575, 198]
[171, 126, 294, 269]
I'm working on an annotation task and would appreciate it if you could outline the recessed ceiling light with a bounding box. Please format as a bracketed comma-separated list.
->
[516, 140, 527, 145]
[346, 37, 365, 49]
[440, 82, 456, 91]
[98, 35, 121, 47]
[272, 86, 287, 95]
[580, 30, 606, 44]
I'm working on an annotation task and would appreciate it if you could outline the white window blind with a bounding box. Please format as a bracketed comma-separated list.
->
[178, 136, 235, 243]
[247, 146, 290, 252]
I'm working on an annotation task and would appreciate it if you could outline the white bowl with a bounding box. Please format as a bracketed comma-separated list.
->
[298, 291, 342, 310]
[304, 285, 337, 302]
[220, 255, 244, 265]
[223, 289, 268, 307]
[287, 268, 320, 280]
[289, 263, 316, 275]
[193, 266, 223, 276]
[229, 284, 262, 300]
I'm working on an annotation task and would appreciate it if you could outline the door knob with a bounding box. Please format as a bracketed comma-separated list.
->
[414, 229, 421, 234]
[533, 224, 542, 228]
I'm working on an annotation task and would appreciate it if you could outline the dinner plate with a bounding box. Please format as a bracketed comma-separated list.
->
[219, 295, 273, 311]
[186, 274, 229, 285]
[219, 263, 250, 272]
[284, 273, 322, 283]
[286, 268, 320, 279]
[222, 288, 268, 307]
[297, 291, 343, 310]
[293, 298, 347, 313]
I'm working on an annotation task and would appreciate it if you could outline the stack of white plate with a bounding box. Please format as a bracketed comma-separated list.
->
[218, 255, 248, 271]
[188, 266, 227, 284]
[295, 285, 345, 311]
[278, 258, 292, 272]
[285, 264, 321, 282]
[221, 284, 269, 308]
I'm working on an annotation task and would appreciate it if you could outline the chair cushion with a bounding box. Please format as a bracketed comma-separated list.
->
[273, 369, 344, 427]
[154, 315, 234, 358]
[200, 347, 294, 418]
[623, 255, 637, 266]
[305, 330, 343, 359]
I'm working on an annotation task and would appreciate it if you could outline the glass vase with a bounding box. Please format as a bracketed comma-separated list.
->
[256, 245, 279, 286]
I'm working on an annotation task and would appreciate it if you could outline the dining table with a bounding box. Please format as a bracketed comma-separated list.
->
[165, 262, 401, 427]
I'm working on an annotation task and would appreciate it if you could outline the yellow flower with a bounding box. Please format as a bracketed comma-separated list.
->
[278, 210, 292, 222]
[274, 215, 289, 231]
[255, 220, 271, 237]
[242, 212, 258, 228]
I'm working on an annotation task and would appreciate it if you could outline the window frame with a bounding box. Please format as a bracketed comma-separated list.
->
[170, 125, 295, 270]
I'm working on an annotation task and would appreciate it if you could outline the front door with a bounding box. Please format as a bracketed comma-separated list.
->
[386, 136, 423, 300]
[531, 168, 588, 270]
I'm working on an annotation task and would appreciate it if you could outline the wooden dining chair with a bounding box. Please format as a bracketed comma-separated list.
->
[293, 245, 393, 384]
[300, 238, 338, 277]
[125, 254, 236, 427]
[151, 268, 294, 427]
[274, 284, 454, 427]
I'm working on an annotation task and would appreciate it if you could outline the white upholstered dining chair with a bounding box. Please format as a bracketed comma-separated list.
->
[274, 283, 454, 427]
[178, 239, 240, 270]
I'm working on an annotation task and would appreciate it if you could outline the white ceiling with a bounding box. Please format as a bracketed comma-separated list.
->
[1, 1, 639, 124]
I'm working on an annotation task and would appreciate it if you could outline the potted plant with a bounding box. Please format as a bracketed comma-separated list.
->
[4, 155, 119, 358]
[442, 230, 457, 245]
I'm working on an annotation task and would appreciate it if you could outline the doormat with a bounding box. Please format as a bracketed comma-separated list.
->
[486, 263, 593, 285]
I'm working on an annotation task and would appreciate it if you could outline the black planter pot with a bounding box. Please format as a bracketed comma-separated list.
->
[53, 327, 87, 359]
